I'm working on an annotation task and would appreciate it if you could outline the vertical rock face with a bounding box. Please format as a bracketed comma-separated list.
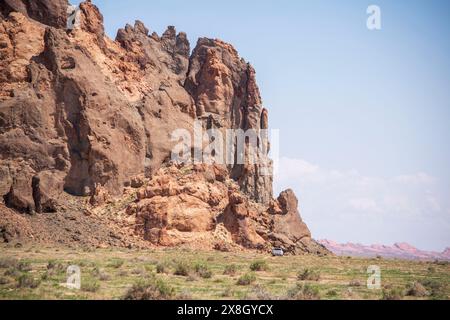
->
[0, 1, 330, 255]
[185, 38, 273, 204]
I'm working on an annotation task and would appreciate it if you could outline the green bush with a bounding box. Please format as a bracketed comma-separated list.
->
[382, 287, 404, 300]
[4, 267, 21, 278]
[123, 278, 175, 300]
[174, 261, 191, 277]
[249, 260, 269, 272]
[194, 263, 212, 279]
[286, 283, 320, 300]
[17, 274, 40, 289]
[81, 279, 100, 292]
[297, 269, 320, 281]
[326, 289, 338, 298]
[223, 264, 237, 276]
[107, 258, 124, 269]
[17, 261, 32, 272]
[237, 273, 256, 286]
[419, 279, 445, 298]
[156, 263, 166, 274]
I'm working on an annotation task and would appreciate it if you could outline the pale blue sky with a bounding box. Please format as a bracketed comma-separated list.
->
[74, 1, 450, 251]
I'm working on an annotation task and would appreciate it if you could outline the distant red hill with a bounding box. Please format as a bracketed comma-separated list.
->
[318, 240, 450, 261]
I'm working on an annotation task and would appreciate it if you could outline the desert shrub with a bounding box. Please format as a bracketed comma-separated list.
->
[177, 289, 193, 300]
[406, 282, 428, 297]
[46, 260, 57, 270]
[427, 266, 436, 273]
[4, 267, 21, 278]
[118, 270, 128, 277]
[186, 275, 197, 282]
[81, 279, 100, 292]
[53, 262, 66, 273]
[221, 287, 234, 298]
[251, 284, 273, 300]
[419, 279, 445, 298]
[297, 269, 320, 281]
[194, 263, 212, 279]
[0, 276, 10, 285]
[237, 273, 256, 286]
[17, 261, 31, 272]
[0, 257, 18, 269]
[107, 258, 124, 269]
[17, 274, 40, 289]
[156, 263, 166, 274]
[249, 260, 269, 272]
[286, 283, 320, 300]
[174, 261, 191, 276]
[223, 264, 237, 276]
[382, 287, 404, 300]
[98, 272, 111, 281]
[131, 267, 146, 276]
[349, 279, 363, 287]
[326, 289, 338, 298]
[123, 278, 175, 300]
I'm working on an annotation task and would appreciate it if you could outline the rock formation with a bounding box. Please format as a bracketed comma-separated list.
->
[0, 0, 330, 255]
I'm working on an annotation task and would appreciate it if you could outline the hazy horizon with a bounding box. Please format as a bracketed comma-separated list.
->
[72, 0, 450, 251]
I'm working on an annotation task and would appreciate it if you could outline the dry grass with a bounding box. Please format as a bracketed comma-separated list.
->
[0, 244, 449, 300]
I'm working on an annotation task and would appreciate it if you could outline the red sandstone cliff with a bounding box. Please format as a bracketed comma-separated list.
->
[0, 0, 329, 255]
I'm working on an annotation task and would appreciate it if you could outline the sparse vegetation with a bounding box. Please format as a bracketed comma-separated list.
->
[0, 257, 18, 269]
[107, 258, 124, 269]
[17, 274, 40, 289]
[419, 279, 446, 298]
[250, 260, 269, 272]
[0, 245, 448, 300]
[297, 268, 320, 281]
[174, 260, 191, 276]
[382, 287, 404, 300]
[349, 279, 363, 287]
[286, 283, 321, 300]
[0, 277, 10, 285]
[156, 263, 166, 274]
[223, 264, 237, 276]
[326, 289, 338, 298]
[237, 273, 256, 286]
[17, 261, 31, 272]
[123, 278, 175, 300]
[81, 279, 100, 292]
[194, 262, 212, 279]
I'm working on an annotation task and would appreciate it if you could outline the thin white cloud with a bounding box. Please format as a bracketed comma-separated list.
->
[273, 157, 450, 251]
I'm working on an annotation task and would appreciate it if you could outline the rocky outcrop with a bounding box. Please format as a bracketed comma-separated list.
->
[0, 0, 69, 28]
[185, 38, 273, 205]
[0, 1, 330, 255]
[127, 162, 328, 254]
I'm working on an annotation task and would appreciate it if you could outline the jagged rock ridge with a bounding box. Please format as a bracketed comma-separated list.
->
[0, 0, 329, 255]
